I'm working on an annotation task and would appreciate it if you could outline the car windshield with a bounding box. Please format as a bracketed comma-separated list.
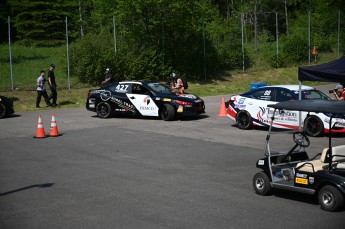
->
[147, 83, 173, 94]
[298, 89, 332, 100]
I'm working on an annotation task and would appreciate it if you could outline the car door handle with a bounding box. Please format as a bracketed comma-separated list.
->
[130, 96, 136, 99]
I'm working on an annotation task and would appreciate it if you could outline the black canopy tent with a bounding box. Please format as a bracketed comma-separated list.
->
[298, 56, 345, 83]
[269, 100, 345, 114]
[296, 57, 345, 130]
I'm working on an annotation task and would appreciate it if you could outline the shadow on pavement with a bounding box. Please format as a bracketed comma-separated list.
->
[0, 183, 54, 197]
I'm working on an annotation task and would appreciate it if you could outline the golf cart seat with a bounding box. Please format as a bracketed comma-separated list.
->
[296, 145, 345, 173]
[333, 145, 345, 169]
[296, 148, 329, 173]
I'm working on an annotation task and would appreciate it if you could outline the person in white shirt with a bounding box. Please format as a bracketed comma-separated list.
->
[36, 70, 52, 108]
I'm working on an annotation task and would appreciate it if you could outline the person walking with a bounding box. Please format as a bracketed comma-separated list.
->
[36, 70, 52, 108]
[47, 64, 58, 106]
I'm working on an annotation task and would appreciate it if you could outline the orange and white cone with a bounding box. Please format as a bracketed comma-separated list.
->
[49, 113, 60, 137]
[34, 115, 46, 138]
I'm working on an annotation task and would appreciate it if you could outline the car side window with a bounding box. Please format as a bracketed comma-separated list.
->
[302, 90, 330, 100]
[275, 89, 295, 102]
[251, 89, 273, 101]
[132, 84, 149, 95]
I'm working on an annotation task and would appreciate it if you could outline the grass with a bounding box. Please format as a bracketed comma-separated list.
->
[0, 44, 87, 91]
[1, 88, 92, 112]
[0, 44, 340, 112]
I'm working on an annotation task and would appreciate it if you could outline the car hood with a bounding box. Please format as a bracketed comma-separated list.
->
[156, 93, 202, 102]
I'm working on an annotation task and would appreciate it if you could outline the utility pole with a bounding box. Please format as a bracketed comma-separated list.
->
[8, 16, 13, 91]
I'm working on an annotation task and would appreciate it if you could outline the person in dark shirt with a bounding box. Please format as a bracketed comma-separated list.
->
[47, 64, 58, 106]
[101, 68, 113, 86]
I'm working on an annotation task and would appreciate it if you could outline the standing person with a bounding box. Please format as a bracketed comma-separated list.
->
[36, 70, 52, 108]
[47, 64, 58, 106]
[101, 68, 113, 86]
[170, 73, 177, 89]
[334, 84, 345, 100]
[173, 75, 185, 94]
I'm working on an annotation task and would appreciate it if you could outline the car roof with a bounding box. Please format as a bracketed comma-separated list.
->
[119, 81, 143, 85]
[268, 99, 345, 114]
[262, 85, 315, 91]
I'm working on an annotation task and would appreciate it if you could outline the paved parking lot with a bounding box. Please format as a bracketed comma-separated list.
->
[1, 92, 344, 228]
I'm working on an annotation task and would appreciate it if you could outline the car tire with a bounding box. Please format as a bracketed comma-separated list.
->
[253, 171, 272, 195]
[160, 103, 175, 121]
[318, 185, 344, 212]
[96, 102, 113, 118]
[304, 116, 324, 137]
[0, 103, 6, 119]
[236, 110, 253, 129]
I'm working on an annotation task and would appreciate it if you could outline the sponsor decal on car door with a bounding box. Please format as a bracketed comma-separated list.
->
[127, 94, 159, 116]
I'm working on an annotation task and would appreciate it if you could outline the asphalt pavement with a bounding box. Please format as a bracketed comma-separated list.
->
[1, 90, 345, 229]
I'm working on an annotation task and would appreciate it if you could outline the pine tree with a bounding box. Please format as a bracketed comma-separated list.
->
[9, 0, 78, 46]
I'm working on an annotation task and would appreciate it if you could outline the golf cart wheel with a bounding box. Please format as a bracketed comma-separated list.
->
[318, 185, 344, 212]
[96, 102, 113, 118]
[304, 116, 324, 137]
[0, 103, 6, 119]
[160, 104, 175, 121]
[253, 172, 272, 195]
[236, 110, 253, 129]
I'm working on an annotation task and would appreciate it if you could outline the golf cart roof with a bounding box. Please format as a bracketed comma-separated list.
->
[268, 99, 345, 114]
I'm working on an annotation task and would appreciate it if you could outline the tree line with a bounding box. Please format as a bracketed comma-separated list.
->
[1, 0, 344, 85]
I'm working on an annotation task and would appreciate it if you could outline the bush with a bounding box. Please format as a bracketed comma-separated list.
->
[70, 31, 114, 85]
[69, 31, 173, 85]
[282, 33, 308, 63]
[270, 53, 286, 68]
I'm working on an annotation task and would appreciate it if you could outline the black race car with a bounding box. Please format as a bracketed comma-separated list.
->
[86, 81, 205, 120]
[0, 95, 14, 119]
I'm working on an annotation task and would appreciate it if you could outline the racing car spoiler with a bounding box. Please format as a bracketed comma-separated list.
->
[267, 99, 345, 114]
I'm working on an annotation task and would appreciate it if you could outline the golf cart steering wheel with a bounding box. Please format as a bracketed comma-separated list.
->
[293, 131, 310, 147]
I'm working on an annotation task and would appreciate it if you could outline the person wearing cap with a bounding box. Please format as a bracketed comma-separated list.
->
[101, 68, 113, 86]
[170, 73, 177, 90]
[47, 64, 58, 106]
[334, 84, 345, 100]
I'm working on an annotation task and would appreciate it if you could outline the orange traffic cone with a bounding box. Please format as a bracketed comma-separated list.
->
[312, 46, 317, 55]
[34, 115, 46, 138]
[218, 97, 227, 117]
[49, 113, 60, 137]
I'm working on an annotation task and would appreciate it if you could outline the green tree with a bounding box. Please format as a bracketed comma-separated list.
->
[8, 0, 78, 46]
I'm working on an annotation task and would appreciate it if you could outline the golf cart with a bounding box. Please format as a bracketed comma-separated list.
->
[253, 99, 345, 212]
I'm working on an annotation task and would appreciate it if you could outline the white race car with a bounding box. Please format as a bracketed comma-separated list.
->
[227, 85, 345, 136]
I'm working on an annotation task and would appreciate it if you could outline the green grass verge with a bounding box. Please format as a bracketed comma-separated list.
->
[1, 88, 93, 112]
[0, 44, 88, 91]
